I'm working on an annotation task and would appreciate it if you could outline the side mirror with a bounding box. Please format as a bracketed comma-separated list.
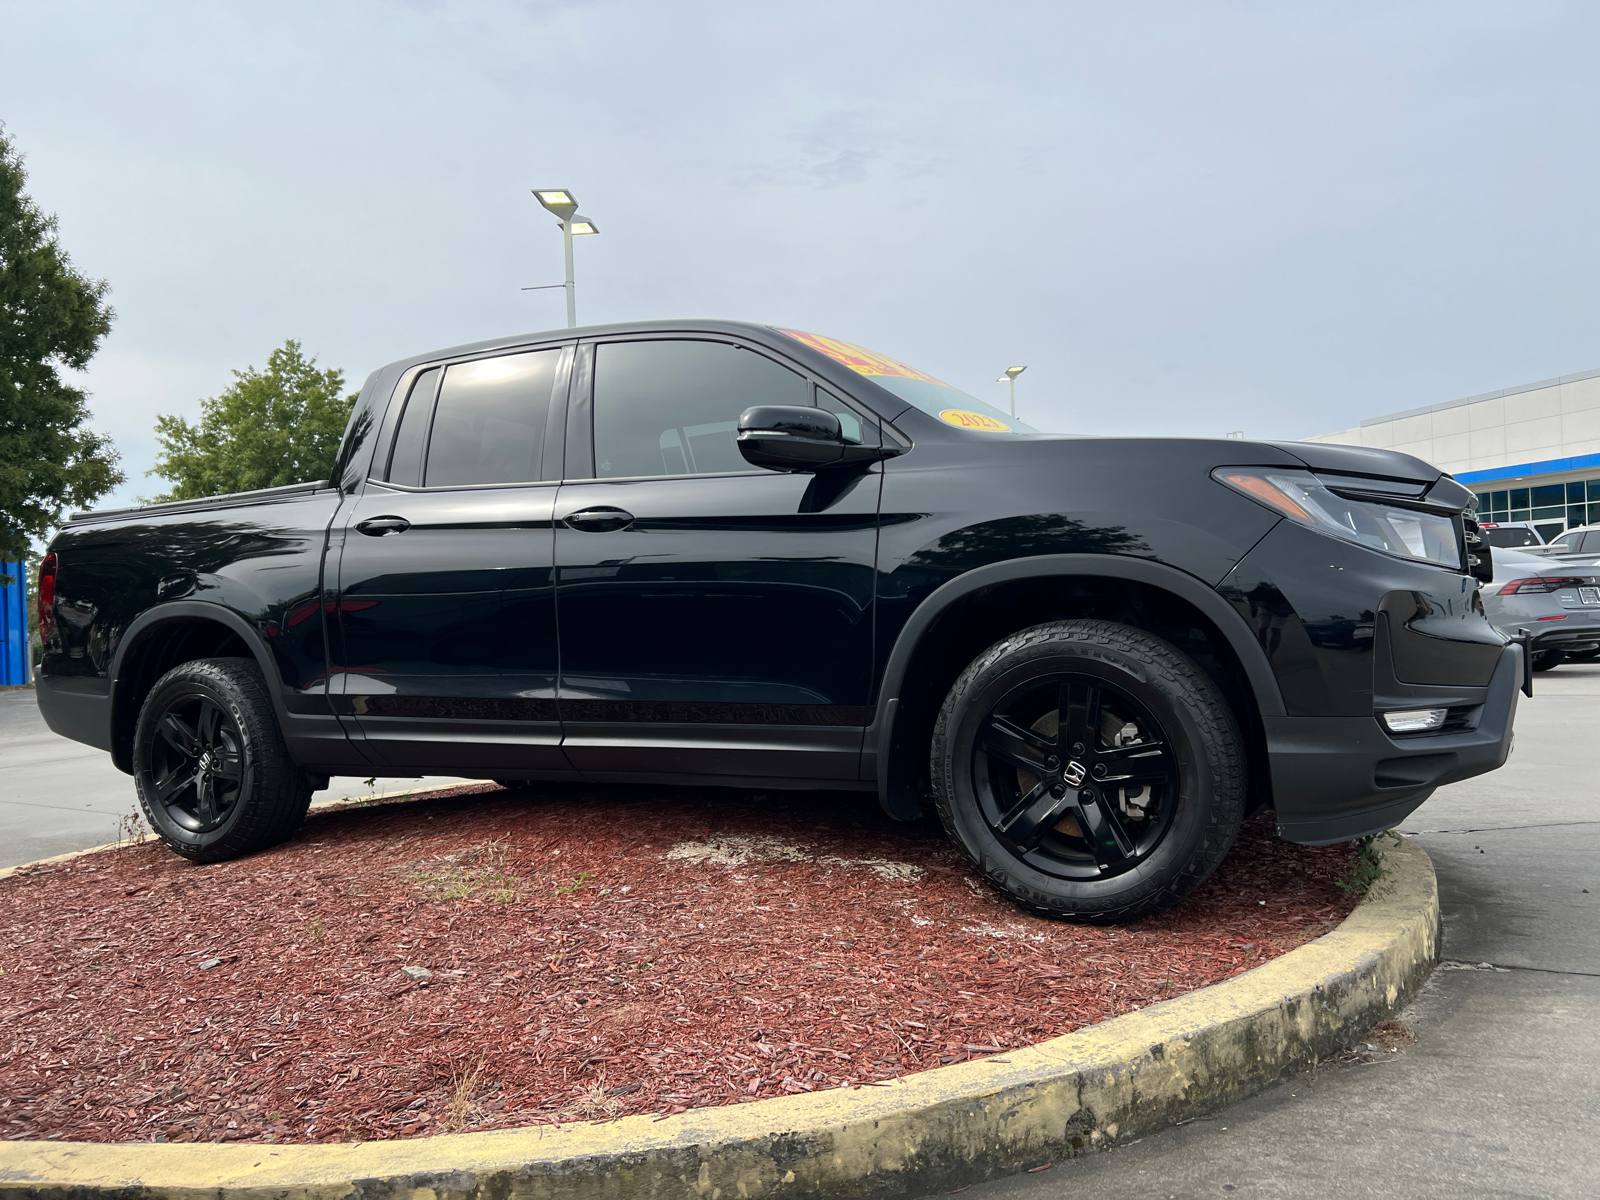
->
[736, 405, 901, 472]
[1464, 518, 1494, 585]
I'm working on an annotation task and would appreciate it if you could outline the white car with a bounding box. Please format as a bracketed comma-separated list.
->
[1524, 523, 1600, 559]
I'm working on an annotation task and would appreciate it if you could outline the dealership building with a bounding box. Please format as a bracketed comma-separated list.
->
[1307, 366, 1600, 542]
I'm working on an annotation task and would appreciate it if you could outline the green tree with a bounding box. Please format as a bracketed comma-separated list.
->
[0, 125, 124, 561]
[149, 340, 354, 501]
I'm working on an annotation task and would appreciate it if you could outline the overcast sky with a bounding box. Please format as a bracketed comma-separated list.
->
[4, 0, 1599, 510]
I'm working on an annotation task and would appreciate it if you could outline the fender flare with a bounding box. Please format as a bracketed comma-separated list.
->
[867, 554, 1286, 818]
[107, 600, 291, 772]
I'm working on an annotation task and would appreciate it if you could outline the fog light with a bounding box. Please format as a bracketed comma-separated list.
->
[1382, 708, 1448, 734]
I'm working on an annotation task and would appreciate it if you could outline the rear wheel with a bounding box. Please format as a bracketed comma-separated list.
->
[931, 619, 1246, 924]
[134, 658, 312, 863]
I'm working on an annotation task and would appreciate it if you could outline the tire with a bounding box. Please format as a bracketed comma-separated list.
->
[931, 619, 1246, 924]
[1532, 650, 1564, 672]
[133, 657, 313, 863]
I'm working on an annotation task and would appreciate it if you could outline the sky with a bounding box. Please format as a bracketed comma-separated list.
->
[4, 0, 1600, 512]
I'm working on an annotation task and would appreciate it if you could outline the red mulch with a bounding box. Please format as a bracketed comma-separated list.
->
[0, 785, 1355, 1144]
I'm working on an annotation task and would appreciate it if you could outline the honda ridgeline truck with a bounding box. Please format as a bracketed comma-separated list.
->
[36, 321, 1520, 922]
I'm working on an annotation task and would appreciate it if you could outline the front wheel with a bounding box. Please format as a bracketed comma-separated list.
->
[134, 657, 312, 863]
[931, 620, 1246, 924]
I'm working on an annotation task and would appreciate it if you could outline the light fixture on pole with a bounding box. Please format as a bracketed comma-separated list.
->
[529, 188, 599, 328]
[996, 365, 1027, 418]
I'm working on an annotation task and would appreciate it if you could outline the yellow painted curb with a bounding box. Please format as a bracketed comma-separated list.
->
[0, 838, 1438, 1199]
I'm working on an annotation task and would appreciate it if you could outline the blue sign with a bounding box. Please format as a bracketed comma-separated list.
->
[1, 560, 29, 686]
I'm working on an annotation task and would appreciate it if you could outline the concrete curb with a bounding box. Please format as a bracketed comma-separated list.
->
[0, 838, 1439, 1199]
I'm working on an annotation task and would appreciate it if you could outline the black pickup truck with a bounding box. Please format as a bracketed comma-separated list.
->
[36, 320, 1520, 922]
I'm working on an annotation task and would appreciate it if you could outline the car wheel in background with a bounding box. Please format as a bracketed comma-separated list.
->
[1532, 650, 1565, 672]
[931, 619, 1246, 925]
[133, 657, 313, 863]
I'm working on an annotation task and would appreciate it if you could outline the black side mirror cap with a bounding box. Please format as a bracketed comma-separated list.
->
[736, 405, 905, 473]
[1464, 517, 1494, 584]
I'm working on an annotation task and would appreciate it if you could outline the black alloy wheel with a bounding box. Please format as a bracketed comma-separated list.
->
[973, 673, 1177, 881]
[134, 657, 312, 863]
[932, 619, 1246, 924]
[146, 693, 245, 833]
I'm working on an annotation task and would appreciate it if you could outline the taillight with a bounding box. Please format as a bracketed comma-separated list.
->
[37, 554, 57, 640]
[1499, 576, 1588, 595]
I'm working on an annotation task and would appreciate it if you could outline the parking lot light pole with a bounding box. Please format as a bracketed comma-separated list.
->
[997, 365, 1027, 418]
[532, 189, 599, 328]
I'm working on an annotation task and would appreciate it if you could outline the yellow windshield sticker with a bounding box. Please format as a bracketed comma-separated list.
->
[782, 329, 952, 387]
[940, 409, 1010, 432]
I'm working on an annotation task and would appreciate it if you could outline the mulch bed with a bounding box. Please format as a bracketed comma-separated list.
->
[0, 784, 1356, 1145]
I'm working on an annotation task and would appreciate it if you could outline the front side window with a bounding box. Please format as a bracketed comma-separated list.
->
[591, 340, 807, 478]
[816, 386, 876, 446]
[424, 349, 560, 487]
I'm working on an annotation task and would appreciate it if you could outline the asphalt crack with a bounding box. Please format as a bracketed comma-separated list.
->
[1404, 820, 1600, 836]
[1439, 959, 1600, 979]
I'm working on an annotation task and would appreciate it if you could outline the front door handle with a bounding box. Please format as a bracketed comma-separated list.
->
[356, 516, 411, 536]
[565, 507, 634, 532]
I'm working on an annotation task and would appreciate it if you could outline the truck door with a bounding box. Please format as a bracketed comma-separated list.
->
[330, 345, 572, 775]
[552, 335, 881, 783]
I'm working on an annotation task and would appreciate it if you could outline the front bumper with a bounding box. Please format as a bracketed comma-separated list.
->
[1269, 642, 1521, 844]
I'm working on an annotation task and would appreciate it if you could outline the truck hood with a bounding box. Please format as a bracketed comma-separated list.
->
[1261, 439, 1442, 485]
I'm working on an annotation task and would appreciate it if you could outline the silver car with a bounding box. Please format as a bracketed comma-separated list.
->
[1482, 547, 1600, 670]
[1524, 522, 1600, 560]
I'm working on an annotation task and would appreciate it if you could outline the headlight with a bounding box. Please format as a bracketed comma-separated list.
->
[1214, 468, 1462, 570]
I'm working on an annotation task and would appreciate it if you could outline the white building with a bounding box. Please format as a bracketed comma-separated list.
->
[1307, 367, 1600, 541]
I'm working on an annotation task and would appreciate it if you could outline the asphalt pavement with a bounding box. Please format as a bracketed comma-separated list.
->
[0, 687, 469, 869]
[934, 662, 1600, 1199]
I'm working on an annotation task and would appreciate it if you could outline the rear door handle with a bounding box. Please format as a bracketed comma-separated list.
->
[564, 507, 634, 532]
[356, 516, 411, 536]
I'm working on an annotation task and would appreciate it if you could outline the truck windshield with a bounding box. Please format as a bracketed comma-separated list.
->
[780, 329, 1043, 435]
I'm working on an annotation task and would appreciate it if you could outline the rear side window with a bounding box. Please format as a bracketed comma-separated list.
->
[590, 340, 807, 478]
[385, 368, 440, 487]
[1482, 527, 1539, 548]
[424, 349, 560, 487]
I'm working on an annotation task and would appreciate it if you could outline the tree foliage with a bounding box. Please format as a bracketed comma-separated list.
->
[0, 125, 124, 560]
[149, 340, 354, 502]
